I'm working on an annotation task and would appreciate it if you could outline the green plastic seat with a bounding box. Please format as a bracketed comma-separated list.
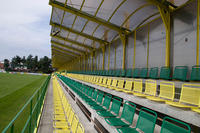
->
[97, 98, 122, 117]
[117, 108, 157, 133]
[105, 101, 136, 127]
[133, 68, 140, 78]
[172, 66, 188, 81]
[149, 67, 158, 79]
[160, 117, 191, 133]
[90, 92, 104, 108]
[126, 69, 132, 78]
[92, 94, 112, 110]
[115, 69, 121, 77]
[160, 67, 171, 80]
[140, 68, 148, 78]
[190, 65, 200, 81]
[120, 70, 126, 77]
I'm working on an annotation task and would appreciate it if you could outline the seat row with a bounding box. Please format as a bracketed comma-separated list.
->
[57, 74, 192, 133]
[67, 65, 200, 81]
[52, 76, 84, 133]
[67, 73, 200, 114]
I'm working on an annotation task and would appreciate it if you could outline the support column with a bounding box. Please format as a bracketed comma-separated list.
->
[108, 44, 110, 70]
[158, 7, 171, 67]
[197, 0, 200, 65]
[114, 44, 117, 69]
[147, 24, 150, 68]
[120, 34, 128, 70]
[91, 52, 94, 71]
[102, 46, 105, 70]
[133, 31, 136, 69]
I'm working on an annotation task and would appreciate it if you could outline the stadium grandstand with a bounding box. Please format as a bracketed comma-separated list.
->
[2, 0, 200, 133]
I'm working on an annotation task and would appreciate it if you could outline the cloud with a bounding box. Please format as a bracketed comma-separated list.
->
[0, 0, 52, 61]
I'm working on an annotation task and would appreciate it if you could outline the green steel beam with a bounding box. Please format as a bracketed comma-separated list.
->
[51, 40, 86, 54]
[51, 34, 94, 51]
[50, 22, 109, 45]
[49, 0, 131, 34]
[51, 45, 80, 56]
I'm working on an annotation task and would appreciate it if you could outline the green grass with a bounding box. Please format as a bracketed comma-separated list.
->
[0, 73, 47, 132]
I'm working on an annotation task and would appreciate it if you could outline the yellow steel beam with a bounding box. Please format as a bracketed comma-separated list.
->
[51, 40, 85, 54]
[133, 31, 136, 69]
[49, 0, 131, 34]
[108, 44, 110, 70]
[120, 34, 128, 70]
[102, 46, 105, 70]
[158, 6, 171, 67]
[114, 44, 116, 69]
[52, 49, 77, 58]
[51, 34, 94, 51]
[147, 24, 150, 68]
[51, 45, 80, 56]
[50, 22, 109, 45]
[197, 0, 199, 65]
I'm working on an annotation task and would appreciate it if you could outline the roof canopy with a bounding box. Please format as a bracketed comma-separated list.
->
[49, 0, 189, 66]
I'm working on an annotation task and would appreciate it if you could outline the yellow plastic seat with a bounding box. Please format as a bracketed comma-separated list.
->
[76, 123, 85, 133]
[53, 129, 71, 133]
[97, 77, 103, 85]
[133, 79, 146, 97]
[122, 80, 133, 93]
[68, 109, 75, 126]
[166, 84, 200, 108]
[100, 78, 107, 87]
[147, 81, 174, 102]
[104, 78, 112, 88]
[113, 80, 124, 91]
[144, 80, 158, 100]
[53, 121, 69, 129]
[109, 79, 118, 90]
[71, 115, 79, 133]
[54, 115, 66, 121]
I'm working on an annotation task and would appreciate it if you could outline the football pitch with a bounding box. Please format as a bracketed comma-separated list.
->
[0, 73, 47, 132]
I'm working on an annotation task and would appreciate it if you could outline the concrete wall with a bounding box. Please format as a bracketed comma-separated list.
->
[80, 0, 199, 74]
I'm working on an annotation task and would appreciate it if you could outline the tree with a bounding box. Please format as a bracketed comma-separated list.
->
[21, 56, 26, 68]
[38, 56, 52, 73]
[4, 59, 10, 71]
[26, 54, 33, 71]
[32, 56, 38, 72]
[11, 57, 17, 70]
[15, 55, 21, 68]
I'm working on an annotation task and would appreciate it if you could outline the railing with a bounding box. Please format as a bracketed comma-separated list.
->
[2, 75, 51, 133]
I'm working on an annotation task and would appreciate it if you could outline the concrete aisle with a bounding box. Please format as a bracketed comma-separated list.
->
[37, 78, 53, 133]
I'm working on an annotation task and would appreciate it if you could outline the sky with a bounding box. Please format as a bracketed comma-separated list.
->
[0, 0, 52, 61]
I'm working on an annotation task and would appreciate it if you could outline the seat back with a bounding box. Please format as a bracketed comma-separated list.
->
[124, 80, 133, 91]
[144, 80, 157, 96]
[133, 68, 140, 78]
[76, 123, 85, 133]
[160, 67, 171, 80]
[71, 115, 79, 133]
[159, 81, 175, 100]
[107, 78, 112, 86]
[120, 69, 126, 77]
[102, 95, 112, 109]
[68, 109, 75, 126]
[140, 68, 148, 78]
[149, 67, 158, 79]
[172, 66, 188, 81]
[117, 80, 124, 89]
[111, 79, 118, 87]
[96, 92, 104, 104]
[96, 77, 100, 83]
[110, 98, 121, 115]
[190, 65, 200, 81]
[115, 69, 121, 77]
[92, 90, 98, 101]
[161, 117, 191, 133]
[102, 78, 107, 85]
[98, 77, 103, 84]
[120, 102, 136, 124]
[133, 79, 143, 93]
[126, 69, 132, 78]
[136, 108, 157, 133]
[180, 84, 200, 106]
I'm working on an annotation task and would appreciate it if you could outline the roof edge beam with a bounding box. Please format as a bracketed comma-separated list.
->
[51, 34, 93, 51]
[51, 40, 85, 54]
[49, 0, 131, 34]
[50, 22, 109, 45]
[51, 45, 80, 56]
